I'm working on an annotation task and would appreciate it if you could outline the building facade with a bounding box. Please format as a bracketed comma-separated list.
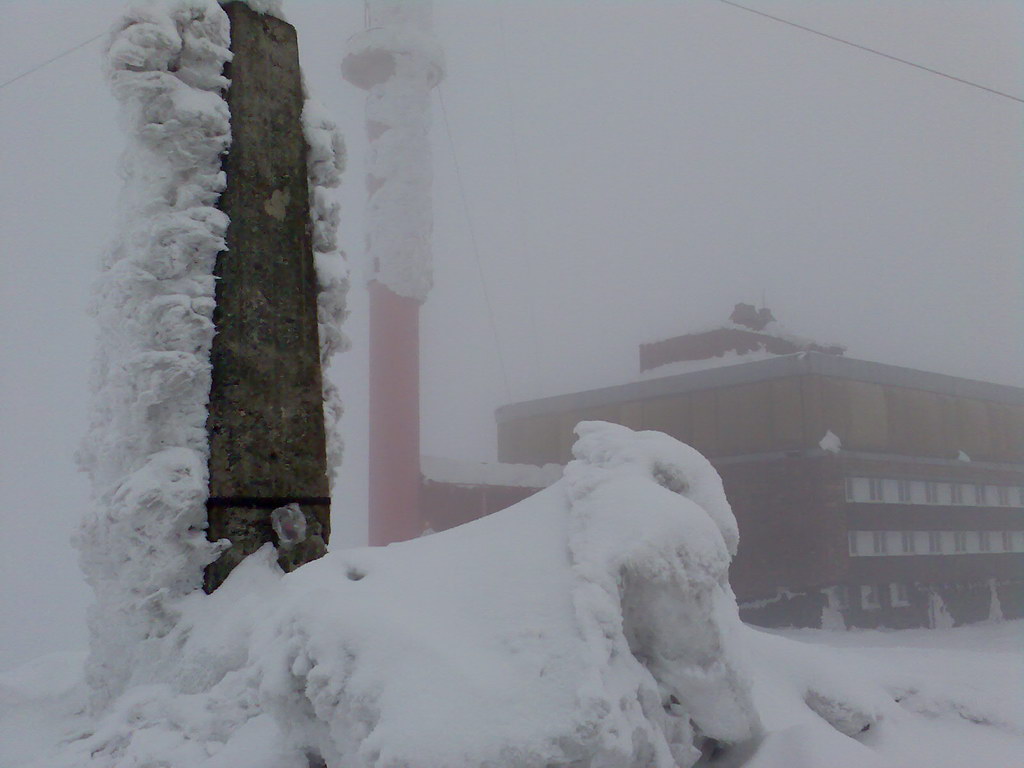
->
[494, 350, 1024, 629]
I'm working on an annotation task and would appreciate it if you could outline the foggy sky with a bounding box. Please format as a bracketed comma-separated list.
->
[2, 0, 1021, 670]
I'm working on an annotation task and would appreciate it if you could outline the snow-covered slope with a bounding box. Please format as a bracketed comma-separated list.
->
[3, 423, 1023, 766]
[12, 422, 757, 767]
[4, 623, 1021, 768]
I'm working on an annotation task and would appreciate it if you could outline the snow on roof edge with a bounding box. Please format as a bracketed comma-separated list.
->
[221, 0, 286, 20]
[421, 456, 563, 488]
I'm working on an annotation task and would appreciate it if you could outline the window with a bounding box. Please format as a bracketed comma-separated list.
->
[979, 531, 991, 552]
[997, 487, 1010, 506]
[897, 480, 912, 503]
[928, 531, 943, 554]
[925, 482, 939, 504]
[889, 583, 910, 607]
[901, 531, 916, 554]
[848, 531, 859, 555]
[869, 478, 885, 502]
[861, 585, 881, 610]
[950, 483, 963, 504]
[872, 531, 888, 555]
[954, 531, 967, 553]
[974, 485, 987, 505]
[845, 477, 855, 502]
[1002, 531, 1013, 552]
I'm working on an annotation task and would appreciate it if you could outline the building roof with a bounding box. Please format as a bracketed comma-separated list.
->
[496, 352, 1024, 422]
[639, 303, 846, 373]
[420, 455, 562, 488]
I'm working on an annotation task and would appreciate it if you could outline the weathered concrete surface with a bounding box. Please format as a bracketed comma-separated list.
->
[205, 3, 329, 592]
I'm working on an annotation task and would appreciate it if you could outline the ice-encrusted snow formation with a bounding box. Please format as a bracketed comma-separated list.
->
[76, 0, 348, 706]
[819, 429, 842, 453]
[19, 423, 1014, 767]
[227, 0, 286, 19]
[55, 423, 760, 767]
[562, 422, 753, 763]
[75, 0, 233, 705]
[304, 98, 350, 484]
[344, 0, 445, 301]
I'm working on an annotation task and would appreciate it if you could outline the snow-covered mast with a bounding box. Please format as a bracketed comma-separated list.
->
[343, 0, 444, 545]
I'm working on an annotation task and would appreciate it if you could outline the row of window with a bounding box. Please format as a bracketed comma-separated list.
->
[845, 477, 1024, 508]
[848, 529, 1024, 556]
[830, 583, 909, 610]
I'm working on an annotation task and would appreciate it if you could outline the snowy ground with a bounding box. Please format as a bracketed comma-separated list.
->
[746, 621, 1024, 767]
[2, 621, 1020, 767]
[2, 423, 1022, 767]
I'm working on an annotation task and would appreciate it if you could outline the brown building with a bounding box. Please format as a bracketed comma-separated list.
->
[493, 338, 1024, 629]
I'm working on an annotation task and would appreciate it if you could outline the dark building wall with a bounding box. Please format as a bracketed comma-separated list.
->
[827, 454, 1023, 628]
[723, 453, 1024, 627]
[815, 379, 1024, 462]
[840, 455, 1022, 485]
[498, 377, 812, 464]
[497, 371, 1024, 466]
[841, 453, 1023, 535]
[847, 553, 1024, 586]
[639, 328, 843, 372]
[493, 356, 1024, 628]
[421, 480, 539, 534]
[845, 578, 1020, 629]
[721, 456, 846, 601]
[738, 591, 829, 629]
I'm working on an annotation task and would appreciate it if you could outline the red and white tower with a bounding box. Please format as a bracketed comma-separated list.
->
[343, 1, 445, 545]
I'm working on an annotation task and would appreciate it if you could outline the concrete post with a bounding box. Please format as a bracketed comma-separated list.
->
[205, 2, 330, 592]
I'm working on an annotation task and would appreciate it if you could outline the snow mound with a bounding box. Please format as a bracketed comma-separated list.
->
[819, 429, 842, 453]
[5, 425, 1024, 765]
[44, 422, 759, 767]
[9, 623, 1024, 768]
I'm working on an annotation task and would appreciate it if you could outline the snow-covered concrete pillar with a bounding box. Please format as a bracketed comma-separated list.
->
[205, 2, 331, 590]
[78, 0, 347, 704]
[343, 0, 444, 546]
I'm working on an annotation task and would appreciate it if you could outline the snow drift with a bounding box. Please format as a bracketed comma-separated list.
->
[6, 423, 1023, 766]
[49, 422, 759, 767]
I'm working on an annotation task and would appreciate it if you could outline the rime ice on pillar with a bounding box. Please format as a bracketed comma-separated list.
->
[343, 1, 444, 545]
[75, 0, 232, 705]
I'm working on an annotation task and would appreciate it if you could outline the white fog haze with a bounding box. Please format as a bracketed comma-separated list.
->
[1, 0, 1021, 731]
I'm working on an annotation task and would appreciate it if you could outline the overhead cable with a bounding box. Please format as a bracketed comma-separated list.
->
[496, 6, 546, 399]
[437, 84, 514, 403]
[714, 0, 1023, 104]
[0, 31, 105, 93]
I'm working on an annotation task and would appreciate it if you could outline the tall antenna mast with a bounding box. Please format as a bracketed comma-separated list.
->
[343, 0, 445, 545]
